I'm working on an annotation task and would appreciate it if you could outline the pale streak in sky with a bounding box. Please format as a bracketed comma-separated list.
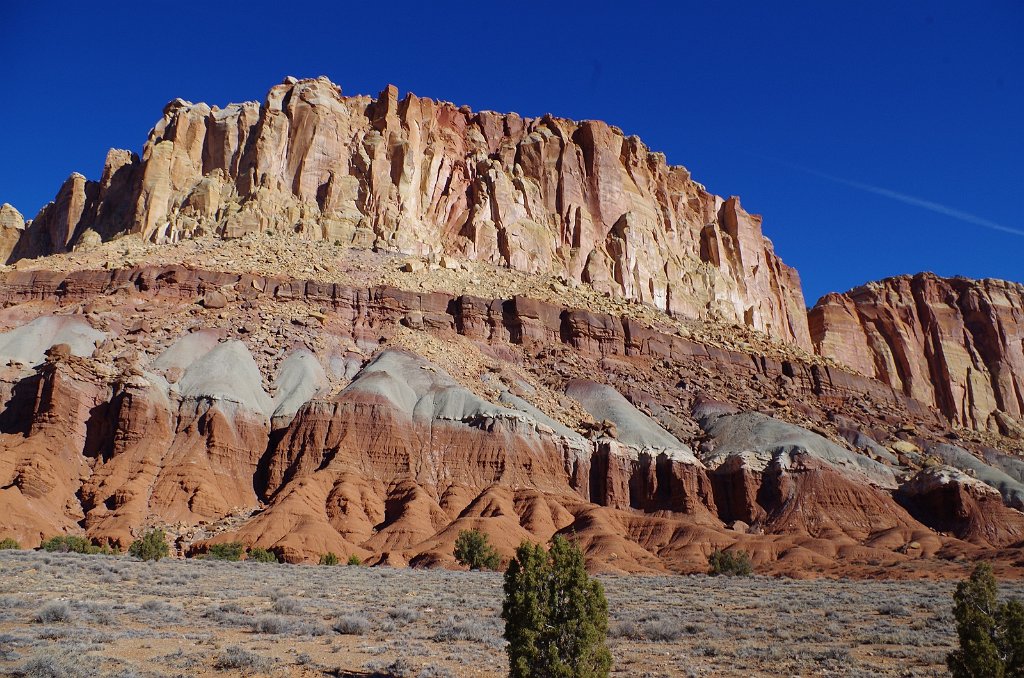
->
[765, 158, 1024, 238]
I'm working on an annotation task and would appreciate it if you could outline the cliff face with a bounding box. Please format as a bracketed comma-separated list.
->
[9, 76, 810, 350]
[810, 273, 1024, 432]
[0, 262, 1020, 574]
[2, 78, 1024, 575]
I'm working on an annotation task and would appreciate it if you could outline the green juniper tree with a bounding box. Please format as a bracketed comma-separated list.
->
[128, 528, 170, 561]
[454, 528, 501, 570]
[707, 549, 753, 576]
[948, 563, 1024, 677]
[502, 536, 611, 678]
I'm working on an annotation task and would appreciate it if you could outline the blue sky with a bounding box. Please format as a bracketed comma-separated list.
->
[1, 1, 1020, 304]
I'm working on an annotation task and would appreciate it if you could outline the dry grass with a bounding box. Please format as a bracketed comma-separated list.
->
[2, 549, 1020, 676]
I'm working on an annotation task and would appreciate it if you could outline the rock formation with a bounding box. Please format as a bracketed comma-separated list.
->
[8, 77, 809, 349]
[810, 273, 1024, 432]
[0, 78, 1022, 576]
[0, 259, 1018, 575]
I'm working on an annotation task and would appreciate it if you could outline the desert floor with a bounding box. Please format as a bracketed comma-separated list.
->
[2, 550, 1021, 677]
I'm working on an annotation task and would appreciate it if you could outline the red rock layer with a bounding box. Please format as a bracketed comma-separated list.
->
[897, 468, 1024, 548]
[0, 264, 1021, 576]
[225, 390, 719, 567]
[0, 264, 934, 424]
[810, 273, 1024, 432]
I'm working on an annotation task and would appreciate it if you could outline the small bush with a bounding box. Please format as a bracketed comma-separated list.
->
[128, 528, 169, 562]
[216, 645, 274, 672]
[434, 616, 497, 644]
[319, 552, 340, 566]
[0, 537, 19, 550]
[641, 618, 684, 642]
[17, 652, 96, 678]
[40, 535, 102, 554]
[333, 615, 370, 635]
[708, 549, 753, 576]
[253, 615, 293, 634]
[247, 547, 278, 563]
[389, 606, 421, 623]
[207, 542, 244, 561]
[34, 601, 72, 623]
[878, 602, 911, 617]
[272, 597, 304, 615]
[454, 529, 501, 570]
[347, 554, 362, 566]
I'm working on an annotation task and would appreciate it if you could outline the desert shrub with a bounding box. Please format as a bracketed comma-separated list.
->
[216, 645, 274, 672]
[40, 535, 100, 554]
[34, 600, 72, 623]
[434, 615, 499, 644]
[389, 606, 421, 623]
[708, 549, 753, 576]
[333, 614, 370, 635]
[454, 528, 501, 571]
[272, 597, 304, 615]
[253, 615, 293, 634]
[0, 537, 19, 550]
[416, 668, 455, 678]
[247, 547, 278, 563]
[17, 651, 96, 678]
[503, 536, 611, 678]
[319, 551, 340, 566]
[207, 542, 244, 561]
[347, 554, 363, 566]
[878, 602, 911, 617]
[948, 562, 1024, 677]
[641, 618, 684, 642]
[416, 667, 456, 678]
[128, 528, 169, 562]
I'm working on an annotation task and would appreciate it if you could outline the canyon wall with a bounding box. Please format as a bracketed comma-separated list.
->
[4, 77, 1024, 439]
[810, 273, 1024, 433]
[7, 77, 810, 349]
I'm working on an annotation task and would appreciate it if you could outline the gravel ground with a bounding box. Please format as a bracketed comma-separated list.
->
[2, 549, 1022, 677]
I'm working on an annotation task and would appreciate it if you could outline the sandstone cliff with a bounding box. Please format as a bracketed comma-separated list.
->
[0, 261, 1020, 575]
[810, 273, 1024, 432]
[9, 77, 810, 349]
[1, 78, 1023, 576]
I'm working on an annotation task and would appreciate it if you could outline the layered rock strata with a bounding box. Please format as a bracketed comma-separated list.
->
[0, 263, 1020, 575]
[810, 274, 1024, 432]
[9, 77, 810, 349]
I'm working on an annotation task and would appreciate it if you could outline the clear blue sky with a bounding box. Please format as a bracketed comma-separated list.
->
[1, 1, 1020, 304]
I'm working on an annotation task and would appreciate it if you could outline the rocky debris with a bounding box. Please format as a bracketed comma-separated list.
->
[7, 77, 811, 348]
[202, 290, 227, 309]
[810, 273, 1024, 432]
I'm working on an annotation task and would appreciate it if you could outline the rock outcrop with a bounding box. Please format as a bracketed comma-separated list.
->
[0, 204, 25, 264]
[810, 273, 1024, 432]
[1, 78, 1023, 577]
[9, 77, 810, 349]
[0, 260, 1019, 575]
[897, 466, 1024, 548]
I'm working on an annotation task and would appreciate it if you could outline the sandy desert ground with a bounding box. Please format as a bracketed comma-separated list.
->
[3, 550, 1022, 677]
